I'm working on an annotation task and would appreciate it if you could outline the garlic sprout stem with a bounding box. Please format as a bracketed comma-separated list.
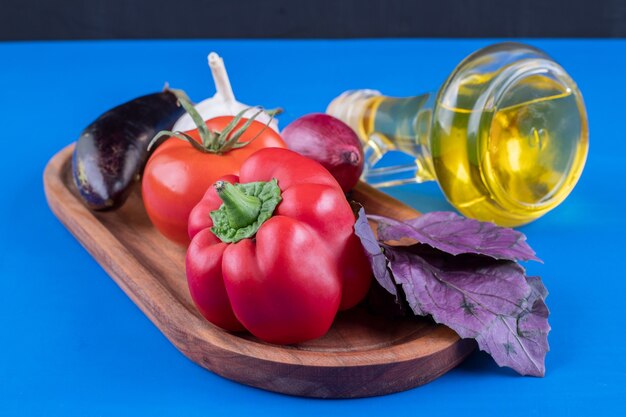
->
[208, 52, 236, 104]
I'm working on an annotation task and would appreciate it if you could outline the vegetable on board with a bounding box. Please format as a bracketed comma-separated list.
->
[72, 90, 184, 210]
[172, 52, 279, 133]
[281, 113, 364, 193]
[186, 148, 372, 344]
[142, 90, 286, 245]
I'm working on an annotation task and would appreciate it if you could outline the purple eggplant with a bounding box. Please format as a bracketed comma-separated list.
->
[72, 90, 184, 210]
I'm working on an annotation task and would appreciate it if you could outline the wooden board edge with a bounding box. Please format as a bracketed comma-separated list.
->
[185, 336, 476, 398]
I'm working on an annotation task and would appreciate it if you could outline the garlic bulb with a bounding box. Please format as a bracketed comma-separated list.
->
[172, 52, 280, 133]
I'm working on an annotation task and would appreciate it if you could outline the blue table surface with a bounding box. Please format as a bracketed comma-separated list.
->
[1, 39, 625, 416]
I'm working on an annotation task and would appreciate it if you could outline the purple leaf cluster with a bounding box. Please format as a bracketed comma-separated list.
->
[354, 209, 550, 377]
[369, 212, 540, 262]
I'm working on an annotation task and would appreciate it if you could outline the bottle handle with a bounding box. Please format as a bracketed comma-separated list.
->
[361, 133, 423, 188]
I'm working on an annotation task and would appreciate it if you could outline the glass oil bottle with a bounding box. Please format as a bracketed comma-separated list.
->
[327, 43, 589, 226]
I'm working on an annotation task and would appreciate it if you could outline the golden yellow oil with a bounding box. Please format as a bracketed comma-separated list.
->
[431, 74, 588, 226]
[345, 74, 588, 226]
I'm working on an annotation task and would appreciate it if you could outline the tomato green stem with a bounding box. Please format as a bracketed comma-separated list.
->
[215, 181, 262, 229]
[148, 88, 279, 155]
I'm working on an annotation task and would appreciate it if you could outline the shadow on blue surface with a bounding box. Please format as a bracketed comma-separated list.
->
[455, 350, 520, 378]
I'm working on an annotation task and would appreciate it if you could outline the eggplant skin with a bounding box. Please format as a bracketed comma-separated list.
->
[72, 91, 184, 211]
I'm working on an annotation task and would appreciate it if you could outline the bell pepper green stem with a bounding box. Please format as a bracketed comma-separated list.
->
[210, 179, 282, 243]
[215, 181, 262, 229]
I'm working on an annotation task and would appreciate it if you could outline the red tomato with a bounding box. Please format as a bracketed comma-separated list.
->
[142, 116, 286, 245]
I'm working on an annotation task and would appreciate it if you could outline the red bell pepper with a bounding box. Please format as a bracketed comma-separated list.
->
[185, 148, 372, 344]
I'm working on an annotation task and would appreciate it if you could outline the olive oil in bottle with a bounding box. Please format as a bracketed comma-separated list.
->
[327, 43, 588, 227]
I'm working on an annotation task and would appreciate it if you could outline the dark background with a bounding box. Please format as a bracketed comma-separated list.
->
[2, 0, 625, 40]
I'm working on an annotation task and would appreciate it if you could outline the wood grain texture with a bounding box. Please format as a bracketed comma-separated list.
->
[43, 144, 475, 398]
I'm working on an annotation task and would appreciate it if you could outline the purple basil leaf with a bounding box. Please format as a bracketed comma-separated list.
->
[527, 276, 549, 300]
[386, 247, 550, 377]
[369, 212, 541, 262]
[353, 208, 397, 297]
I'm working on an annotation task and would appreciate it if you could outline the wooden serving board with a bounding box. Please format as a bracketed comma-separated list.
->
[44, 144, 475, 398]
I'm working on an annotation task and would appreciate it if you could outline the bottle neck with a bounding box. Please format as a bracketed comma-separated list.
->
[327, 90, 436, 187]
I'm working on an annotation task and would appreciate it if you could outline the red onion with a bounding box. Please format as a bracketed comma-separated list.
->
[281, 113, 364, 192]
